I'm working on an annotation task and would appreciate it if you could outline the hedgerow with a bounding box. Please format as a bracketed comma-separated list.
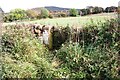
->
[1, 18, 120, 79]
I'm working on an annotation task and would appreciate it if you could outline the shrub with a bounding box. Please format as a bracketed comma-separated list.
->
[3, 15, 8, 22]
[49, 14, 54, 18]
[53, 19, 119, 79]
[26, 10, 38, 19]
[58, 12, 67, 17]
[55, 42, 118, 79]
[10, 8, 27, 21]
[1, 18, 119, 79]
[80, 9, 89, 16]
[39, 8, 49, 18]
[105, 6, 117, 13]
[50, 26, 71, 50]
[74, 19, 119, 49]
[69, 8, 78, 17]
[1, 25, 54, 78]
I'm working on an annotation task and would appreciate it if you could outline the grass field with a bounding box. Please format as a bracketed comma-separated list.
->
[3, 13, 117, 27]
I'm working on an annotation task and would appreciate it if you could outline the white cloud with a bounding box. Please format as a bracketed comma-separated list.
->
[0, 0, 119, 12]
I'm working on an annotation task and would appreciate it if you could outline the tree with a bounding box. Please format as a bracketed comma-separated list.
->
[105, 6, 117, 13]
[93, 7, 100, 14]
[86, 6, 94, 14]
[26, 10, 38, 19]
[69, 8, 78, 17]
[39, 8, 49, 18]
[9, 8, 27, 21]
[98, 7, 104, 13]
[80, 9, 89, 16]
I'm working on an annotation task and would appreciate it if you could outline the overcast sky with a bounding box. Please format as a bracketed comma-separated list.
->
[0, 0, 119, 12]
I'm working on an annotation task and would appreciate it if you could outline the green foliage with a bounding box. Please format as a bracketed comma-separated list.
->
[55, 43, 118, 79]
[48, 14, 54, 18]
[39, 8, 49, 18]
[69, 8, 78, 17]
[52, 26, 71, 50]
[2, 25, 54, 78]
[78, 19, 119, 49]
[80, 9, 90, 16]
[105, 6, 117, 13]
[2, 59, 37, 78]
[3, 15, 8, 22]
[2, 17, 119, 79]
[3, 9, 27, 22]
[53, 19, 119, 79]
[58, 12, 67, 17]
[10, 8, 27, 20]
[26, 10, 38, 19]
[92, 7, 104, 14]
[3, 14, 13, 22]
[3, 13, 115, 26]
[80, 7, 104, 16]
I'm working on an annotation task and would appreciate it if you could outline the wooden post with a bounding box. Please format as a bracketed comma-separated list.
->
[48, 26, 54, 50]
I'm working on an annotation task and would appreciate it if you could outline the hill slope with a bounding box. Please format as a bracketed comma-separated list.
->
[30, 6, 81, 12]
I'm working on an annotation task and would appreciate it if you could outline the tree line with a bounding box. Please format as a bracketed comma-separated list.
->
[1, 6, 118, 22]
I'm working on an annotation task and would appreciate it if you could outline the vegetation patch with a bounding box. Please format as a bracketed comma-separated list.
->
[1, 17, 120, 79]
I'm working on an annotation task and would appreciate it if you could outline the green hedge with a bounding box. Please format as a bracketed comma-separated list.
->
[1, 18, 119, 79]
[54, 19, 119, 79]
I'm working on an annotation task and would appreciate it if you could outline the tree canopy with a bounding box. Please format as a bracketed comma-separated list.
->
[39, 8, 49, 18]
[9, 8, 27, 20]
[69, 8, 78, 17]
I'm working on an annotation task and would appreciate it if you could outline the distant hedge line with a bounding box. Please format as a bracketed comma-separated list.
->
[2, 6, 118, 22]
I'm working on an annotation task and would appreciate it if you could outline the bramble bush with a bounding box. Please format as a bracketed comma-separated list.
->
[1, 25, 54, 78]
[53, 18, 120, 79]
[55, 43, 118, 79]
